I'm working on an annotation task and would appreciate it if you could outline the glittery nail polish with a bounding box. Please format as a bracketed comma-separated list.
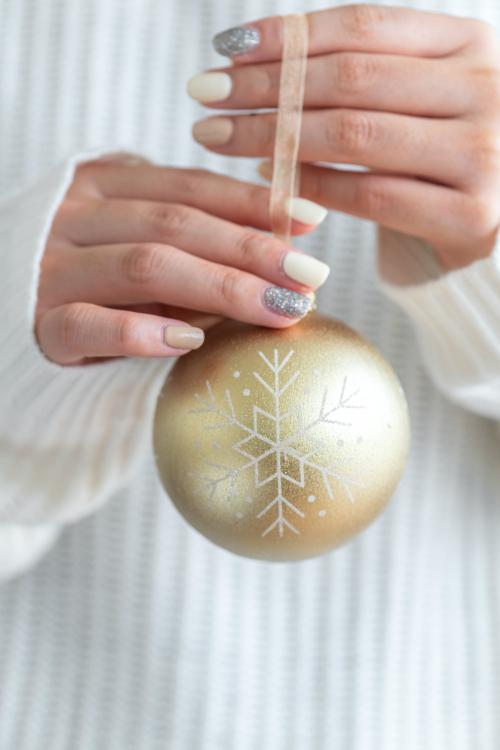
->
[212, 26, 261, 58]
[263, 287, 312, 319]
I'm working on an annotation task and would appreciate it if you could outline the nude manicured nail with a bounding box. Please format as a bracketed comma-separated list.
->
[213, 26, 261, 58]
[187, 72, 232, 102]
[98, 152, 151, 166]
[192, 117, 233, 146]
[287, 197, 328, 226]
[283, 252, 330, 288]
[164, 326, 205, 350]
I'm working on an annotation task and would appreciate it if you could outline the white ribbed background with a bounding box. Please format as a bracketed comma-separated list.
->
[0, 0, 499, 748]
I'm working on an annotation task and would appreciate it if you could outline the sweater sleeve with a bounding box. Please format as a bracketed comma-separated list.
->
[0, 152, 171, 576]
[376, 226, 500, 421]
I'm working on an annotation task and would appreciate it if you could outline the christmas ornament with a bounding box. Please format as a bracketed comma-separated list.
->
[154, 314, 410, 561]
[153, 14, 410, 561]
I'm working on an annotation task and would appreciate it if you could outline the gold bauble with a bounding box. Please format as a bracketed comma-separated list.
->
[154, 314, 410, 562]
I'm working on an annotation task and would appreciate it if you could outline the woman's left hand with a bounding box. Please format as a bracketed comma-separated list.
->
[188, 4, 500, 270]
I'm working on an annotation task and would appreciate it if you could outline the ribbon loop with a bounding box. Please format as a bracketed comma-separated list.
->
[270, 14, 309, 243]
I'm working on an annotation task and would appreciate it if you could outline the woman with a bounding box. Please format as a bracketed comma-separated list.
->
[0, 0, 499, 747]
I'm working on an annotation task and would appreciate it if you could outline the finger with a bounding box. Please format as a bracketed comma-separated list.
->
[70, 163, 321, 235]
[193, 110, 479, 188]
[213, 5, 487, 64]
[125, 304, 224, 330]
[53, 200, 329, 291]
[36, 303, 205, 365]
[190, 54, 470, 118]
[41, 243, 314, 328]
[263, 160, 496, 259]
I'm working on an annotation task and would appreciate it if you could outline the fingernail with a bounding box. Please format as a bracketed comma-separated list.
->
[258, 160, 273, 181]
[287, 197, 328, 226]
[263, 286, 312, 319]
[283, 252, 330, 288]
[192, 117, 233, 146]
[97, 153, 152, 166]
[257, 164, 328, 225]
[213, 26, 261, 58]
[164, 326, 205, 350]
[187, 72, 232, 102]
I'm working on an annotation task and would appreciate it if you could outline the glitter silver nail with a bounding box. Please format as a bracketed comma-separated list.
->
[263, 287, 312, 319]
[212, 26, 261, 58]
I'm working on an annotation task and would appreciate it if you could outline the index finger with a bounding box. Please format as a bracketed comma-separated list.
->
[71, 164, 323, 235]
[213, 4, 480, 63]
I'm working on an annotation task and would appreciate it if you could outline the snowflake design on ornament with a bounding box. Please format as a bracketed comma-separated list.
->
[191, 349, 364, 538]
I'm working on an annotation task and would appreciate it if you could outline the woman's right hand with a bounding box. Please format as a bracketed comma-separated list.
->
[36, 156, 329, 365]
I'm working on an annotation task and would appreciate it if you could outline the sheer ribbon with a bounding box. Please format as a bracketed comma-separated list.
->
[269, 14, 309, 243]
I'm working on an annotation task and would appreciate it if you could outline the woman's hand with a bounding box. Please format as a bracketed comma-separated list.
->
[36, 157, 330, 365]
[189, 4, 500, 270]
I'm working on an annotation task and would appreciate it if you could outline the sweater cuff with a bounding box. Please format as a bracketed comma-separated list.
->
[376, 226, 500, 420]
[0, 150, 170, 526]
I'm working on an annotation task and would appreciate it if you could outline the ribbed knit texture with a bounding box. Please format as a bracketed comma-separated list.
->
[0, 0, 499, 748]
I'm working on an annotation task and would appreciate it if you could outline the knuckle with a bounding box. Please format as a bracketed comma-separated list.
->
[55, 198, 85, 222]
[235, 230, 264, 268]
[246, 182, 268, 213]
[71, 164, 102, 197]
[245, 184, 270, 223]
[335, 53, 375, 95]
[327, 110, 375, 156]
[304, 168, 327, 204]
[116, 314, 138, 348]
[215, 267, 240, 307]
[39, 241, 60, 275]
[173, 168, 211, 196]
[59, 303, 90, 350]
[121, 243, 163, 286]
[469, 127, 500, 173]
[461, 194, 498, 237]
[249, 66, 276, 100]
[469, 65, 500, 112]
[470, 19, 499, 51]
[74, 161, 98, 179]
[357, 179, 391, 219]
[253, 115, 275, 152]
[342, 4, 388, 41]
[145, 203, 191, 239]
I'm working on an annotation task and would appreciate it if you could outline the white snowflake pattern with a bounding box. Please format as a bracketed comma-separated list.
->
[190, 348, 364, 538]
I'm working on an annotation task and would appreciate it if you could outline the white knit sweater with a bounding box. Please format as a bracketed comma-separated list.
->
[0, 0, 499, 747]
